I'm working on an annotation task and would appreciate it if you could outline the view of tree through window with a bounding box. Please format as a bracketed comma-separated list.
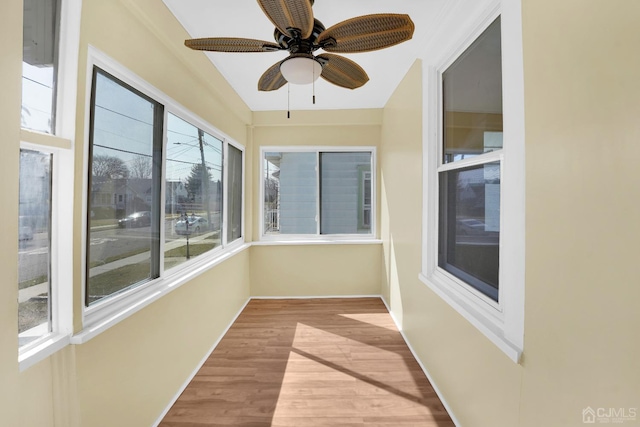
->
[164, 113, 223, 270]
[86, 66, 244, 306]
[86, 69, 162, 305]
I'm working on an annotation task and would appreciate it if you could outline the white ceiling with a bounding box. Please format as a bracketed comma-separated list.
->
[162, 0, 448, 111]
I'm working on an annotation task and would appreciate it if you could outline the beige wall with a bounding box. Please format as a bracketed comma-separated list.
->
[380, 2, 640, 426]
[3, 0, 253, 426]
[6, 1, 639, 426]
[75, 249, 250, 427]
[380, 60, 522, 427]
[249, 110, 383, 298]
[1, 1, 32, 425]
[519, 0, 640, 425]
[251, 244, 381, 297]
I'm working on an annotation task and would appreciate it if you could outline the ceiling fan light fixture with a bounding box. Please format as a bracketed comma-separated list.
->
[280, 56, 322, 85]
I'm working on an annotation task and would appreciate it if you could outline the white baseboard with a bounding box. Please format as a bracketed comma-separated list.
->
[250, 294, 382, 300]
[151, 297, 252, 427]
[379, 297, 461, 427]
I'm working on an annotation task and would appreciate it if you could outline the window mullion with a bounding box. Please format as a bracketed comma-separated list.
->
[150, 103, 164, 279]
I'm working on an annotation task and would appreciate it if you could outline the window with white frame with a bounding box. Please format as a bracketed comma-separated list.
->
[18, 0, 80, 366]
[439, 17, 503, 302]
[165, 112, 224, 270]
[18, 149, 53, 347]
[86, 64, 245, 308]
[421, 10, 525, 362]
[262, 149, 374, 237]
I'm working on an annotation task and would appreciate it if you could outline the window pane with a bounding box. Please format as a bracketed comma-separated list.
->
[87, 70, 162, 305]
[438, 163, 500, 301]
[22, 0, 59, 133]
[320, 152, 372, 234]
[165, 113, 223, 269]
[227, 145, 242, 242]
[443, 17, 502, 164]
[18, 149, 52, 346]
[264, 152, 317, 234]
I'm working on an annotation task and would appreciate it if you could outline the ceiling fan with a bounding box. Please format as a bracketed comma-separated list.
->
[184, 0, 415, 93]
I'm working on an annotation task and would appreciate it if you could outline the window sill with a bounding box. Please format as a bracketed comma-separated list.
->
[71, 242, 250, 345]
[19, 332, 70, 372]
[255, 237, 382, 246]
[418, 271, 522, 363]
[20, 128, 72, 150]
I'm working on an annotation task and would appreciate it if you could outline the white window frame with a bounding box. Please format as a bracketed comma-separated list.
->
[258, 146, 377, 242]
[74, 47, 248, 344]
[18, 0, 81, 371]
[419, 0, 525, 362]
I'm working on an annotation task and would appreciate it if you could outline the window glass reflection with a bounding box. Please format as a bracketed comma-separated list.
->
[87, 70, 161, 305]
[18, 149, 52, 346]
[164, 113, 223, 269]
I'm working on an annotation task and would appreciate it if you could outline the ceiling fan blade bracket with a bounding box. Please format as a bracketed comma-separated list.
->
[319, 37, 337, 50]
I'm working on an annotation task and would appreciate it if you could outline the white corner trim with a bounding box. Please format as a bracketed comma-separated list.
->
[379, 297, 461, 427]
[151, 297, 252, 427]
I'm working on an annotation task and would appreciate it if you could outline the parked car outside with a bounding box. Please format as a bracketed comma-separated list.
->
[118, 211, 151, 228]
[175, 215, 208, 235]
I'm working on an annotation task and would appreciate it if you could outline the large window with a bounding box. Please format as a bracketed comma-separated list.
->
[165, 113, 223, 269]
[86, 63, 245, 309]
[421, 9, 526, 362]
[87, 69, 163, 305]
[439, 17, 503, 302]
[18, 149, 53, 346]
[262, 149, 373, 237]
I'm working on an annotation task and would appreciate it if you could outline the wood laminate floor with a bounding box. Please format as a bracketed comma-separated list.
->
[159, 298, 455, 427]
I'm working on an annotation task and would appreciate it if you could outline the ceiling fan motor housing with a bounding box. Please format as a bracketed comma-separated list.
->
[274, 19, 326, 54]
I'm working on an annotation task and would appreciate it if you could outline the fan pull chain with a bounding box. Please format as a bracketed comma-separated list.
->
[287, 83, 290, 119]
[313, 67, 316, 105]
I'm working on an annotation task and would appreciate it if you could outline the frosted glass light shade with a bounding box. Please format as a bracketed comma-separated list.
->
[280, 57, 322, 85]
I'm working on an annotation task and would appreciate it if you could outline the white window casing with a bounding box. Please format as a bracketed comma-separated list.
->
[259, 146, 378, 242]
[419, 0, 525, 362]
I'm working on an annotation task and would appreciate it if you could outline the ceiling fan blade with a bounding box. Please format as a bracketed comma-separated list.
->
[185, 37, 282, 52]
[257, 0, 314, 39]
[317, 53, 369, 89]
[318, 14, 415, 53]
[258, 60, 288, 91]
